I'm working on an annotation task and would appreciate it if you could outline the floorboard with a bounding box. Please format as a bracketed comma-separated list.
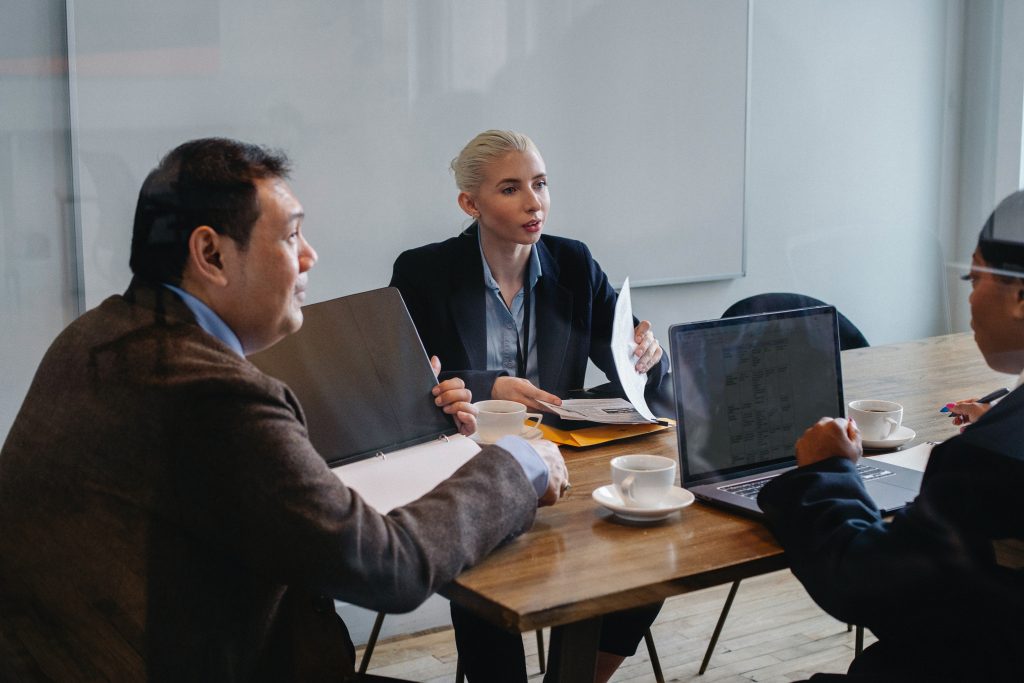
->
[357, 570, 877, 682]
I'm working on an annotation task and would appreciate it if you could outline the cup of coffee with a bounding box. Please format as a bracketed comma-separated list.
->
[847, 400, 903, 441]
[473, 400, 543, 443]
[610, 454, 677, 507]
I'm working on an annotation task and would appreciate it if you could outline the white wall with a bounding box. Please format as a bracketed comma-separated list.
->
[627, 0, 963, 366]
[951, 0, 1024, 330]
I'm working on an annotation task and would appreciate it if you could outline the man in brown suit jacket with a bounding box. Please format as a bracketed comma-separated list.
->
[0, 138, 567, 682]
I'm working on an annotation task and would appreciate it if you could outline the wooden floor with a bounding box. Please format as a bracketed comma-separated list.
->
[358, 570, 876, 682]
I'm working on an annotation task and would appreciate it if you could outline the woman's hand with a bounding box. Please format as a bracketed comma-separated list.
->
[633, 320, 663, 374]
[947, 399, 991, 428]
[493, 376, 562, 412]
[430, 356, 477, 436]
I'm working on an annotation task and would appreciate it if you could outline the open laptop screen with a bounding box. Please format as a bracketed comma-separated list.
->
[668, 306, 843, 486]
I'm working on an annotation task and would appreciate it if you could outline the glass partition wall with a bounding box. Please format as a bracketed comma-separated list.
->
[1, 1, 80, 440]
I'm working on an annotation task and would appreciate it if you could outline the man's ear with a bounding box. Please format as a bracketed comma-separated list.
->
[457, 191, 479, 219]
[186, 226, 229, 287]
[1010, 278, 1024, 321]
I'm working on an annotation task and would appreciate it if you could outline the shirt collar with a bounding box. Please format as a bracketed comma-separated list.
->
[476, 225, 542, 292]
[162, 283, 245, 357]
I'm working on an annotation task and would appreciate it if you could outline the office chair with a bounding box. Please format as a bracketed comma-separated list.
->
[697, 293, 869, 675]
[720, 292, 869, 351]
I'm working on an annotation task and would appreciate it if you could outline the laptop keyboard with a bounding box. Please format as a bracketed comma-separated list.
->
[718, 463, 894, 500]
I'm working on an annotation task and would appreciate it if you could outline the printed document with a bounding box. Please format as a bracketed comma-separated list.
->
[539, 278, 657, 424]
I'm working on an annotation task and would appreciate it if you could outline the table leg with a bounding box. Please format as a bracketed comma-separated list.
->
[543, 616, 602, 682]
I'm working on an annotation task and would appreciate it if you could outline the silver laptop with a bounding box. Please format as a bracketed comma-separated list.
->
[668, 306, 922, 516]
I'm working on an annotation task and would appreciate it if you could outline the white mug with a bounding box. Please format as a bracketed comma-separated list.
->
[610, 454, 677, 507]
[473, 400, 543, 443]
[847, 399, 903, 441]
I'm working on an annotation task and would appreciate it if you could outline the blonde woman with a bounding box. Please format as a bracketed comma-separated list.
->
[390, 130, 665, 682]
[391, 129, 666, 410]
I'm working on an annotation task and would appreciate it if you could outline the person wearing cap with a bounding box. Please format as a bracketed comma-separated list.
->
[756, 189, 1024, 680]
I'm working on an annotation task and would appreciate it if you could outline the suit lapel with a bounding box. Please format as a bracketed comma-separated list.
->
[449, 228, 487, 370]
[534, 240, 573, 392]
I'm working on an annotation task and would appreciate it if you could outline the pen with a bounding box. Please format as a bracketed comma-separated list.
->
[939, 387, 1009, 413]
[977, 387, 1011, 404]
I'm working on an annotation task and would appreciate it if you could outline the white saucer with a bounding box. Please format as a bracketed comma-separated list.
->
[592, 485, 695, 522]
[861, 425, 916, 450]
[470, 427, 543, 446]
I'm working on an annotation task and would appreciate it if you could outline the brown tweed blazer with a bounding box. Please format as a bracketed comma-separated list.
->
[0, 280, 538, 682]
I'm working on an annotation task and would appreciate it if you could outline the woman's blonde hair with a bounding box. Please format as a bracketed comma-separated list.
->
[450, 129, 540, 193]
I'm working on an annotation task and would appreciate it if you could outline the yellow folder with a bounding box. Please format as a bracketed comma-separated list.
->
[537, 419, 674, 448]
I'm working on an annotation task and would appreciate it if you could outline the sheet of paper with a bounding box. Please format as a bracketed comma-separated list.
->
[533, 277, 657, 425]
[538, 398, 654, 424]
[331, 435, 481, 513]
[865, 441, 934, 473]
[611, 278, 656, 422]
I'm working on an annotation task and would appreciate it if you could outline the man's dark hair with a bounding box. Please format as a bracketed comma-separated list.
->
[129, 138, 291, 285]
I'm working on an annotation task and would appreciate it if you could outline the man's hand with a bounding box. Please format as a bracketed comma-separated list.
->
[633, 320, 663, 374]
[531, 439, 569, 507]
[493, 376, 562, 412]
[795, 417, 862, 467]
[430, 356, 477, 436]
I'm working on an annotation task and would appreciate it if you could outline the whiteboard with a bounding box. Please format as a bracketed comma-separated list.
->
[70, 0, 748, 308]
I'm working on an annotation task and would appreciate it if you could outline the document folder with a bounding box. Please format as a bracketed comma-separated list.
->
[250, 287, 457, 467]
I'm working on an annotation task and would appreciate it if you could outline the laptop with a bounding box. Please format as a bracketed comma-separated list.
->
[249, 287, 456, 466]
[668, 306, 922, 516]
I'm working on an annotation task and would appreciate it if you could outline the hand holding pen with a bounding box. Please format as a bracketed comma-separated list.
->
[939, 387, 1009, 427]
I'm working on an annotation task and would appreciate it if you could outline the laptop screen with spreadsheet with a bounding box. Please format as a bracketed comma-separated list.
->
[668, 306, 843, 487]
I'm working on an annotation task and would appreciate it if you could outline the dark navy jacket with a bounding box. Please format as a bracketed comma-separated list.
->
[759, 384, 1024, 681]
[389, 224, 667, 401]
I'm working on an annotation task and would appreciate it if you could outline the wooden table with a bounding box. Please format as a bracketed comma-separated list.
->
[440, 333, 1013, 681]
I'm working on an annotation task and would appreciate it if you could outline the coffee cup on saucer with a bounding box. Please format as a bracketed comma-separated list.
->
[610, 454, 677, 507]
[473, 399, 543, 443]
[847, 399, 903, 441]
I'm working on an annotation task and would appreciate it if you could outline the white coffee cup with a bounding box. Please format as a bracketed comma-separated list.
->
[474, 400, 543, 443]
[610, 454, 677, 507]
[847, 399, 903, 441]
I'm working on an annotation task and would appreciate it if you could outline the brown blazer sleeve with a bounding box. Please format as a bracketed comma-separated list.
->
[170, 352, 538, 613]
[0, 285, 540, 680]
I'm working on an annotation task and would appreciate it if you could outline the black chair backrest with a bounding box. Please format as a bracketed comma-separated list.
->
[721, 292, 869, 351]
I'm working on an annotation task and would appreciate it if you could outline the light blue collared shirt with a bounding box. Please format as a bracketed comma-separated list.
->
[162, 284, 245, 357]
[478, 230, 541, 385]
[494, 435, 549, 498]
[476, 233, 549, 497]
